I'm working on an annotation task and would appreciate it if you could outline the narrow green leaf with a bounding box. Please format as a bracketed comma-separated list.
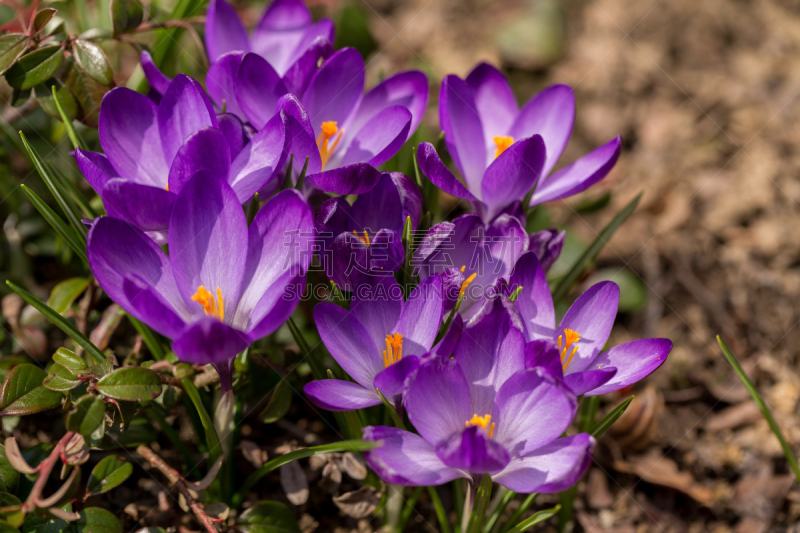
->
[86, 455, 133, 496]
[35, 79, 79, 124]
[551, 192, 642, 303]
[505, 505, 560, 533]
[499, 494, 537, 533]
[260, 379, 291, 424]
[6, 281, 106, 363]
[95, 368, 162, 402]
[47, 277, 89, 314]
[49, 84, 84, 149]
[591, 395, 633, 437]
[376, 389, 405, 430]
[5, 45, 63, 90]
[0, 35, 29, 76]
[181, 376, 221, 463]
[0, 364, 63, 416]
[467, 474, 493, 533]
[110, 0, 144, 35]
[47, 162, 95, 217]
[66, 395, 105, 438]
[72, 40, 113, 86]
[428, 486, 451, 533]
[239, 500, 300, 533]
[20, 185, 86, 262]
[127, 314, 166, 361]
[74, 508, 122, 533]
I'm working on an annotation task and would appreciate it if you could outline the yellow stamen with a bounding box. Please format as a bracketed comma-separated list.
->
[460, 265, 466, 273]
[557, 328, 581, 371]
[459, 273, 477, 297]
[165, 184, 170, 192]
[317, 121, 345, 170]
[382, 333, 404, 367]
[465, 414, 495, 438]
[353, 229, 370, 246]
[191, 285, 225, 321]
[493, 136, 514, 158]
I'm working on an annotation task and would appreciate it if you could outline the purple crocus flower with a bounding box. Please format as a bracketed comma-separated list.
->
[87, 171, 314, 391]
[418, 62, 622, 222]
[304, 276, 446, 410]
[316, 172, 422, 290]
[74, 75, 288, 233]
[510, 252, 672, 396]
[236, 47, 429, 195]
[363, 298, 594, 491]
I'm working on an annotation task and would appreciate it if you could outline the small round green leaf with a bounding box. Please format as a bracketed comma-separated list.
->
[239, 501, 301, 533]
[5, 45, 64, 90]
[71, 40, 113, 86]
[31, 9, 57, 35]
[95, 368, 162, 402]
[86, 456, 132, 496]
[0, 364, 64, 416]
[0, 34, 29, 76]
[53, 348, 87, 373]
[260, 379, 291, 424]
[110, 0, 144, 35]
[43, 363, 81, 392]
[74, 508, 122, 533]
[66, 395, 105, 439]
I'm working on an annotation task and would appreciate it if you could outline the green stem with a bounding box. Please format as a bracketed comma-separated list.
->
[181, 376, 222, 465]
[397, 486, 423, 532]
[287, 316, 324, 380]
[467, 474, 494, 533]
[428, 486, 451, 533]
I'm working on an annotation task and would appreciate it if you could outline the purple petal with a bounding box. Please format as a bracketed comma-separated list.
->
[282, 36, 333, 95]
[559, 281, 619, 373]
[363, 426, 467, 486]
[491, 369, 576, 457]
[168, 171, 248, 314]
[205, 0, 250, 62]
[416, 142, 476, 201]
[432, 314, 463, 358]
[229, 111, 288, 202]
[316, 197, 351, 241]
[140, 51, 171, 96]
[436, 425, 511, 473]
[397, 276, 444, 357]
[102, 179, 176, 232]
[527, 229, 564, 273]
[509, 84, 575, 178]
[306, 163, 382, 195]
[98, 87, 168, 187]
[73, 149, 118, 194]
[246, 273, 304, 339]
[278, 94, 323, 180]
[465, 63, 518, 156]
[340, 105, 411, 168]
[330, 230, 404, 291]
[564, 368, 617, 396]
[349, 277, 403, 353]
[217, 112, 247, 159]
[206, 51, 245, 118]
[509, 252, 555, 341]
[350, 172, 408, 235]
[524, 340, 564, 379]
[234, 53, 288, 130]
[301, 48, 364, 135]
[585, 338, 672, 396]
[313, 302, 383, 389]
[122, 276, 187, 338]
[158, 75, 218, 168]
[373, 356, 419, 403]
[172, 316, 250, 365]
[406, 356, 472, 445]
[533, 136, 622, 205]
[257, 0, 311, 31]
[304, 379, 381, 411]
[493, 434, 595, 493]
[440, 75, 486, 191]
[481, 135, 545, 222]
[167, 127, 231, 196]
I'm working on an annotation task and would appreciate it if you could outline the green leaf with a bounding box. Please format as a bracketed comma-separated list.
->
[95, 368, 161, 402]
[591, 395, 634, 438]
[466, 474, 493, 533]
[586, 267, 647, 313]
[43, 363, 82, 391]
[551, 192, 642, 303]
[34, 79, 78, 123]
[22, 511, 68, 533]
[0, 446, 20, 493]
[260, 379, 291, 424]
[5, 45, 64, 90]
[110, 0, 144, 35]
[86, 456, 132, 496]
[505, 505, 560, 533]
[53, 348, 87, 373]
[6, 282, 106, 364]
[47, 278, 89, 315]
[64, 61, 109, 127]
[0, 492, 23, 528]
[0, 364, 63, 416]
[0, 35, 29, 76]
[66, 395, 105, 439]
[31, 9, 57, 35]
[73, 508, 122, 533]
[20, 185, 86, 263]
[71, 40, 113, 86]
[239, 501, 300, 533]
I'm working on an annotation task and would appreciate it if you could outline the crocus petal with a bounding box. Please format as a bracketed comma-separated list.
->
[509, 252, 555, 341]
[102, 179, 176, 232]
[73, 149, 118, 194]
[251, 0, 317, 74]
[396, 276, 444, 357]
[140, 51, 171, 96]
[363, 426, 468, 486]
[432, 314, 463, 359]
[491, 369, 576, 457]
[314, 302, 384, 389]
[246, 273, 304, 339]
[281, 36, 333, 95]
[304, 379, 381, 411]
[205, 0, 250, 62]
[340, 105, 411, 168]
[258, 0, 311, 30]
[306, 163, 382, 195]
[98, 87, 168, 187]
[206, 51, 245, 118]
[349, 172, 407, 235]
[172, 316, 250, 365]
[558, 281, 619, 373]
[331, 230, 404, 290]
[373, 356, 419, 402]
[585, 338, 672, 396]
[158, 75, 218, 168]
[229, 111, 288, 202]
[481, 135, 545, 222]
[465, 63, 518, 158]
[169, 171, 248, 313]
[436, 425, 511, 473]
[523, 340, 564, 379]
[416, 142, 476, 201]
[278, 94, 323, 180]
[168, 127, 231, 196]
[301, 48, 364, 134]
[493, 434, 595, 494]
[122, 276, 187, 338]
[527, 229, 564, 273]
[564, 368, 617, 396]
[509, 84, 575, 178]
[217, 113, 247, 159]
[349, 277, 403, 353]
[532, 136, 622, 205]
[440, 75, 486, 191]
[406, 356, 472, 445]
[234, 53, 288, 130]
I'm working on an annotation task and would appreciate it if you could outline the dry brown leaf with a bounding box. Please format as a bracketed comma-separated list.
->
[280, 460, 309, 506]
[333, 486, 382, 519]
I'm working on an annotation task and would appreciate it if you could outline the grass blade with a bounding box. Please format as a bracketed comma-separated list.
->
[591, 395, 634, 437]
[505, 505, 560, 533]
[127, 314, 166, 361]
[181, 376, 221, 464]
[51, 85, 87, 151]
[21, 185, 87, 263]
[428, 486, 452, 533]
[499, 494, 537, 533]
[47, 162, 97, 218]
[397, 486, 423, 532]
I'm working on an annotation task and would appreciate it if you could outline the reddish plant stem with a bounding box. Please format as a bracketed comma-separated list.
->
[23, 431, 74, 512]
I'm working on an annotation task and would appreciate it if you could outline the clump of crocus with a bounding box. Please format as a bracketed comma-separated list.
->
[363, 299, 594, 491]
[510, 252, 673, 396]
[87, 171, 314, 391]
[418, 62, 621, 222]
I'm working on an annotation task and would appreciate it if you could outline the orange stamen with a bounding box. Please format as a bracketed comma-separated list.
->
[493, 136, 514, 158]
[557, 328, 581, 371]
[191, 285, 224, 321]
[317, 121, 345, 170]
[382, 333, 404, 367]
[353, 229, 370, 246]
[465, 414, 495, 438]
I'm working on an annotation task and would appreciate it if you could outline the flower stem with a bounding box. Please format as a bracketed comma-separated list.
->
[466, 474, 493, 533]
